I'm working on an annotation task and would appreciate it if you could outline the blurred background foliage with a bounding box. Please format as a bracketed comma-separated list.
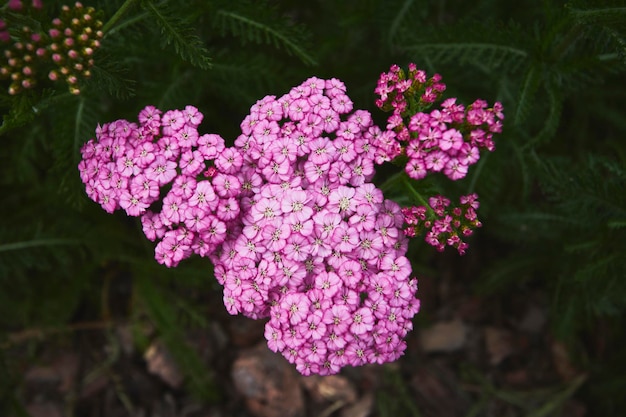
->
[1, 0, 625, 415]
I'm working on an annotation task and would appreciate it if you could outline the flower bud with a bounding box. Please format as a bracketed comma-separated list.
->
[48, 70, 59, 81]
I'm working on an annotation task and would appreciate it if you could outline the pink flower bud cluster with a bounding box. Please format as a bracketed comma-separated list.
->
[7, 0, 43, 11]
[402, 193, 481, 255]
[78, 105, 242, 268]
[207, 77, 420, 375]
[1, 1, 103, 95]
[374, 63, 504, 181]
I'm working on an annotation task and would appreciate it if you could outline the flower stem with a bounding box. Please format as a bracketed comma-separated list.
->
[102, 0, 142, 35]
[402, 177, 433, 214]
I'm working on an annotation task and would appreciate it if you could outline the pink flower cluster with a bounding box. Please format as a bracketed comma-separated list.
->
[374, 63, 504, 181]
[78, 105, 242, 267]
[402, 193, 481, 255]
[78, 67, 503, 376]
[208, 77, 420, 375]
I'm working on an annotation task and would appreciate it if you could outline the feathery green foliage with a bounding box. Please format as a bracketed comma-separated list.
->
[141, 0, 212, 70]
[1, 0, 626, 414]
[212, 0, 317, 66]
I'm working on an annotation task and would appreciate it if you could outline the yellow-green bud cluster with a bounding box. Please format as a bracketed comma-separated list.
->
[0, 2, 103, 95]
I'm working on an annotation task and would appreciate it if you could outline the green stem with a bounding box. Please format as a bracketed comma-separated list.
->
[403, 177, 431, 209]
[102, 0, 142, 35]
[378, 171, 435, 215]
[0, 238, 81, 252]
[551, 22, 583, 60]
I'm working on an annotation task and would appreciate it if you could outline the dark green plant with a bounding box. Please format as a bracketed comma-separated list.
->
[1, 0, 625, 414]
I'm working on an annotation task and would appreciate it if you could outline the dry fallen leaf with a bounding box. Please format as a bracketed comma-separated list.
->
[231, 343, 305, 417]
[144, 340, 184, 389]
[420, 319, 468, 353]
[484, 326, 516, 365]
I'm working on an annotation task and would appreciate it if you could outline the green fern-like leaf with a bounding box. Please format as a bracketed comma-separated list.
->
[393, 20, 531, 74]
[141, 0, 212, 69]
[513, 65, 542, 126]
[85, 59, 136, 99]
[213, 1, 317, 66]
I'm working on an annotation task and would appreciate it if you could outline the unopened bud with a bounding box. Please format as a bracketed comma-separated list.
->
[36, 48, 46, 57]
[67, 75, 77, 84]
[68, 50, 78, 59]
[64, 38, 75, 47]
[53, 18, 62, 26]
[72, 18, 80, 27]
[49, 28, 61, 38]
[52, 53, 62, 63]
[70, 86, 80, 95]
[83, 47, 93, 56]
[48, 70, 59, 81]
[22, 66, 32, 75]
[60, 67, 69, 75]
[64, 28, 73, 37]
[21, 79, 33, 88]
